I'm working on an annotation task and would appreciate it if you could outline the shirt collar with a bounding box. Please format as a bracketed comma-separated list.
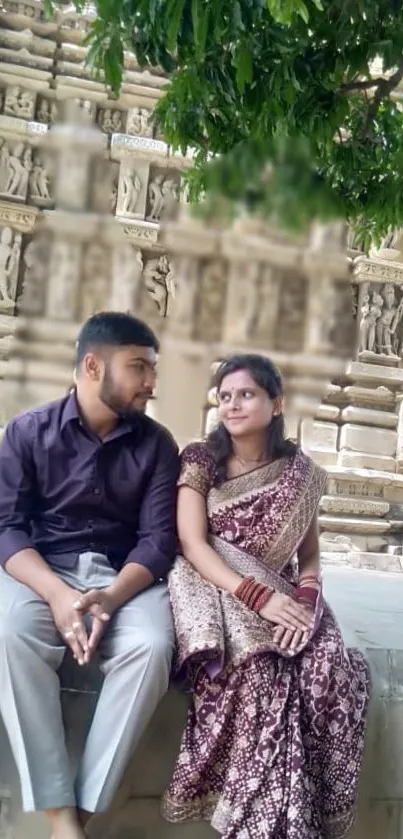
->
[60, 389, 142, 440]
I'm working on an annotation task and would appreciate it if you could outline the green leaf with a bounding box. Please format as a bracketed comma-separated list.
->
[166, 0, 186, 52]
[235, 43, 253, 94]
[191, 0, 209, 62]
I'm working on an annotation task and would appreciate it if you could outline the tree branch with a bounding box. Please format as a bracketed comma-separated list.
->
[339, 77, 384, 93]
[339, 64, 403, 100]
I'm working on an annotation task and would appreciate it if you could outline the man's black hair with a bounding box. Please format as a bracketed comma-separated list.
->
[76, 311, 159, 365]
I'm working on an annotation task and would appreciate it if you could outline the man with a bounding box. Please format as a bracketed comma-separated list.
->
[0, 312, 180, 839]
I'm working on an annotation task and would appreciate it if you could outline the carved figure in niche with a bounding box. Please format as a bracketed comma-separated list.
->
[19, 90, 34, 118]
[112, 110, 122, 131]
[4, 85, 20, 116]
[99, 108, 113, 132]
[91, 159, 118, 214]
[80, 242, 110, 319]
[4, 143, 31, 197]
[127, 107, 152, 137]
[143, 254, 173, 317]
[121, 169, 142, 215]
[37, 97, 50, 123]
[0, 141, 10, 193]
[20, 235, 49, 315]
[0, 227, 20, 305]
[110, 245, 143, 312]
[127, 107, 142, 135]
[359, 289, 383, 353]
[29, 155, 51, 200]
[160, 178, 179, 219]
[147, 174, 164, 220]
[376, 283, 403, 355]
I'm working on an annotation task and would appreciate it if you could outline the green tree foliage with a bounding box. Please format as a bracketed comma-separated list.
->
[47, 0, 403, 246]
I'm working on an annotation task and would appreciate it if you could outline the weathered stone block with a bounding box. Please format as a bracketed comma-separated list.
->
[340, 424, 397, 457]
[338, 450, 396, 472]
[320, 495, 389, 517]
[341, 406, 398, 429]
[300, 419, 338, 451]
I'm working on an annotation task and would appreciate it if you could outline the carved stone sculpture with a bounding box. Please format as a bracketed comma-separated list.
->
[98, 108, 123, 133]
[359, 288, 383, 353]
[109, 245, 143, 312]
[37, 97, 58, 125]
[121, 169, 142, 215]
[3, 143, 31, 199]
[376, 283, 403, 355]
[0, 226, 21, 306]
[0, 141, 10, 194]
[160, 178, 179, 219]
[127, 106, 153, 137]
[147, 174, 164, 220]
[19, 235, 49, 315]
[4, 85, 35, 120]
[92, 159, 119, 214]
[143, 254, 174, 317]
[29, 154, 52, 203]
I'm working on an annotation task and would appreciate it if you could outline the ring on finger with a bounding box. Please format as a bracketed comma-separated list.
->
[72, 621, 82, 631]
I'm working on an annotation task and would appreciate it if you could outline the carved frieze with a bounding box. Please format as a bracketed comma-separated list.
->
[18, 233, 50, 316]
[126, 106, 153, 138]
[274, 273, 307, 352]
[116, 160, 149, 220]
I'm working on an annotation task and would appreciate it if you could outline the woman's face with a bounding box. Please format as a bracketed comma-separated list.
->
[218, 368, 277, 438]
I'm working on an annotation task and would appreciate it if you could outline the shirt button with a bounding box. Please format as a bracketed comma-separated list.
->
[93, 488, 100, 495]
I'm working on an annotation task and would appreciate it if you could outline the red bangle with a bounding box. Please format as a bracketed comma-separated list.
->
[295, 586, 318, 608]
[235, 577, 274, 613]
[299, 575, 320, 587]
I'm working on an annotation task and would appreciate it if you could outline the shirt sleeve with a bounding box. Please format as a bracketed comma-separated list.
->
[124, 430, 180, 580]
[177, 442, 216, 497]
[0, 418, 36, 568]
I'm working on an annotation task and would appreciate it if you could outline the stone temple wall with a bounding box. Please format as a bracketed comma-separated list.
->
[1, 3, 403, 839]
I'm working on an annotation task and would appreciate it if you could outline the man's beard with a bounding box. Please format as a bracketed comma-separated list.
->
[99, 366, 150, 420]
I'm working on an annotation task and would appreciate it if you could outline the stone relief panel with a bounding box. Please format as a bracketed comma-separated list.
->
[18, 233, 50, 316]
[126, 106, 153, 138]
[109, 244, 143, 312]
[274, 273, 307, 352]
[0, 140, 32, 202]
[116, 160, 149, 220]
[328, 279, 356, 359]
[252, 265, 281, 347]
[194, 258, 227, 342]
[4, 85, 36, 120]
[358, 281, 403, 360]
[36, 96, 59, 125]
[46, 238, 81, 320]
[91, 158, 119, 214]
[146, 168, 179, 222]
[97, 107, 125, 134]
[1, 1, 41, 18]
[0, 225, 22, 311]
[79, 241, 111, 319]
[28, 150, 54, 207]
[142, 253, 174, 318]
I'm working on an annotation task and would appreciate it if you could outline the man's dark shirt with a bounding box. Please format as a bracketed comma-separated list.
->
[0, 392, 180, 579]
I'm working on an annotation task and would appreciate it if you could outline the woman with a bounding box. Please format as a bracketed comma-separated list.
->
[163, 354, 370, 839]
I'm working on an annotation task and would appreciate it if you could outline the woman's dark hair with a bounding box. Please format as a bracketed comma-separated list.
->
[207, 354, 297, 485]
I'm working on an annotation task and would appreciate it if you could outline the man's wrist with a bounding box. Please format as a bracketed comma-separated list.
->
[43, 577, 72, 607]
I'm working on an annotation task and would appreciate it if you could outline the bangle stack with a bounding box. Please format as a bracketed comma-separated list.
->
[295, 574, 320, 608]
[234, 576, 274, 613]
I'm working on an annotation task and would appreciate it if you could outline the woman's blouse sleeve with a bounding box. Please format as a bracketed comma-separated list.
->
[177, 442, 215, 497]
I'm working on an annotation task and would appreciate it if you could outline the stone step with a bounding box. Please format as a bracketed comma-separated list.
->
[340, 424, 397, 457]
[320, 495, 389, 517]
[342, 384, 395, 409]
[340, 406, 398, 429]
[346, 361, 403, 387]
[319, 514, 391, 534]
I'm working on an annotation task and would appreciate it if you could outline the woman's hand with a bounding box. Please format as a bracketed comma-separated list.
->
[272, 625, 309, 651]
[259, 592, 313, 632]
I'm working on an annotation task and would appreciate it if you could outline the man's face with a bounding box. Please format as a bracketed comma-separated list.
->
[98, 345, 157, 419]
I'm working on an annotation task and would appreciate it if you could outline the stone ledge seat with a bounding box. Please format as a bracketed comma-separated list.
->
[2, 567, 403, 839]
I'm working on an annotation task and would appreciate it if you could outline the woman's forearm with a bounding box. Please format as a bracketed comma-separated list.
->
[182, 539, 242, 594]
[298, 551, 320, 580]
